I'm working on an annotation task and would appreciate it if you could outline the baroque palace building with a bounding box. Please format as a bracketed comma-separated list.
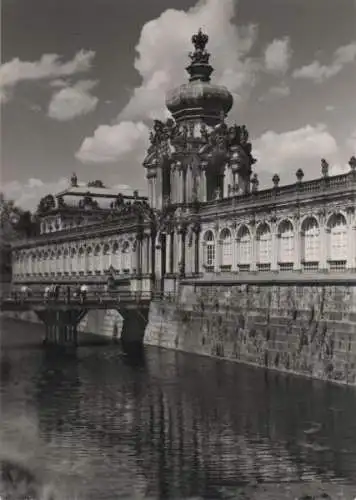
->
[10, 29, 356, 294]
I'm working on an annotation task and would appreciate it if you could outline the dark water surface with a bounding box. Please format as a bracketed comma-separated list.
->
[1, 319, 356, 499]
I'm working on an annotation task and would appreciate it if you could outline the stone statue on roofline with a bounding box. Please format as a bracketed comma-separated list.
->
[71, 172, 78, 187]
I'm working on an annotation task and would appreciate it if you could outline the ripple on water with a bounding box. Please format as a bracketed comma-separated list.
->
[1, 319, 356, 499]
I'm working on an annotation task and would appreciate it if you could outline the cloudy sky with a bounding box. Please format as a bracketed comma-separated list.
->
[1, 0, 356, 210]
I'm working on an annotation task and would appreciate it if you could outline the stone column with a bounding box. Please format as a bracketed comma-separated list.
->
[271, 224, 278, 271]
[135, 237, 142, 275]
[319, 212, 327, 270]
[223, 165, 231, 198]
[194, 230, 200, 274]
[177, 227, 186, 275]
[166, 233, 172, 274]
[182, 168, 187, 204]
[295, 230, 302, 271]
[215, 239, 221, 272]
[250, 227, 257, 272]
[156, 169, 162, 209]
[141, 237, 147, 274]
[200, 165, 207, 202]
[155, 233, 162, 282]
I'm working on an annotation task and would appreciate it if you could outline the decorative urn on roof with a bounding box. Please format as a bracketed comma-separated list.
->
[165, 29, 233, 126]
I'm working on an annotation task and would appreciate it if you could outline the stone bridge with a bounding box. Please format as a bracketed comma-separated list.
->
[0, 287, 154, 349]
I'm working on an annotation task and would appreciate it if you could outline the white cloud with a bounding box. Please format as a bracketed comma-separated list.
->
[259, 82, 290, 102]
[76, 0, 259, 164]
[264, 37, 292, 74]
[253, 123, 339, 183]
[293, 41, 356, 83]
[2, 177, 69, 211]
[50, 79, 69, 88]
[325, 105, 335, 112]
[0, 50, 95, 103]
[120, 0, 258, 122]
[48, 80, 98, 121]
[76, 121, 149, 163]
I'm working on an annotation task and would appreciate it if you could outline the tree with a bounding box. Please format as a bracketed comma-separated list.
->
[0, 193, 39, 240]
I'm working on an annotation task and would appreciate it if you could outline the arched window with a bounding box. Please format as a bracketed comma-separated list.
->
[94, 245, 101, 272]
[56, 250, 62, 275]
[203, 231, 215, 269]
[256, 223, 272, 268]
[86, 247, 93, 273]
[220, 228, 232, 269]
[111, 242, 119, 269]
[43, 252, 49, 274]
[327, 213, 347, 266]
[37, 251, 43, 275]
[103, 243, 110, 271]
[278, 220, 294, 266]
[236, 225, 251, 270]
[78, 247, 85, 273]
[122, 241, 131, 272]
[70, 248, 77, 273]
[302, 217, 320, 265]
[63, 249, 69, 274]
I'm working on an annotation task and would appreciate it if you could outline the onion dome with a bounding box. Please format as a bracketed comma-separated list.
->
[165, 29, 233, 126]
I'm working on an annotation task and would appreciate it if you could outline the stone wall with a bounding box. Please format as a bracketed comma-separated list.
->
[144, 284, 356, 385]
[0, 310, 42, 323]
[1, 309, 123, 341]
[78, 309, 123, 339]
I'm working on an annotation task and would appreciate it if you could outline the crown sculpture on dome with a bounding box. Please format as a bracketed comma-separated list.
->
[187, 28, 213, 82]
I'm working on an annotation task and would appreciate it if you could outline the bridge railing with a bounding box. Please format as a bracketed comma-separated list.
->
[1, 289, 154, 306]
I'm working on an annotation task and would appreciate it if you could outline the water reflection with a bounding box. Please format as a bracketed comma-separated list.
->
[1, 320, 356, 499]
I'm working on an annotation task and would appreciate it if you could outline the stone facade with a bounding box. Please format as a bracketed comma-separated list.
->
[145, 284, 356, 385]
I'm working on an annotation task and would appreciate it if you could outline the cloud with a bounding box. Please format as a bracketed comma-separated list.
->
[76, 0, 259, 164]
[325, 105, 335, 112]
[0, 50, 95, 103]
[2, 177, 69, 211]
[50, 79, 69, 88]
[76, 121, 149, 163]
[293, 41, 356, 83]
[48, 80, 98, 121]
[120, 0, 258, 122]
[259, 82, 290, 102]
[264, 37, 292, 74]
[253, 123, 339, 183]
[347, 128, 356, 152]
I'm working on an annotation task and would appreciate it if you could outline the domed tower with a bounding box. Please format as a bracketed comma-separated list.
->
[144, 29, 255, 210]
[165, 28, 233, 126]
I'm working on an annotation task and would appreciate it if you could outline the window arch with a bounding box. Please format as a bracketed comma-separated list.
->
[103, 243, 111, 271]
[236, 225, 251, 270]
[111, 242, 119, 269]
[70, 248, 77, 274]
[86, 247, 93, 273]
[278, 220, 294, 265]
[203, 230, 215, 269]
[256, 223, 272, 267]
[56, 250, 62, 275]
[301, 217, 320, 264]
[121, 241, 131, 272]
[93, 245, 101, 271]
[43, 252, 49, 274]
[327, 213, 347, 264]
[63, 248, 69, 274]
[220, 228, 232, 268]
[78, 247, 85, 273]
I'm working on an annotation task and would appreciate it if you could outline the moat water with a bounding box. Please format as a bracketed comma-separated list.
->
[1, 319, 356, 499]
